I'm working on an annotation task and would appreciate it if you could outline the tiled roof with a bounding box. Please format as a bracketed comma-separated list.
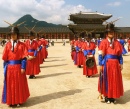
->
[68, 24, 105, 30]
[0, 26, 130, 34]
[69, 12, 112, 20]
[0, 27, 72, 34]
[115, 27, 130, 33]
[0, 27, 10, 33]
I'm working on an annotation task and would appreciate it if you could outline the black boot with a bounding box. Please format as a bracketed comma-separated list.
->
[110, 98, 116, 103]
[105, 97, 112, 104]
[32, 75, 36, 79]
[105, 97, 110, 103]
[29, 75, 33, 79]
[105, 97, 108, 102]
[78, 65, 81, 68]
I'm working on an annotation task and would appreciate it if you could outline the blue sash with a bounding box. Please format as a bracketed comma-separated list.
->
[83, 50, 94, 56]
[28, 49, 37, 57]
[46, 45, 48, 48]
[74, 46, 80, 64]
[2, 60, 21, 103]
[102, 54, 119, 93]
[28, 49, 35, 52]
[74, 52, 78, 64]
[75, 46, 80, 52]
[87, 50, 92, 53]
[39, 46, 42, 51]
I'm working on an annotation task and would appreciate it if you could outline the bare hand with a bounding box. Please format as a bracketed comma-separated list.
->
[87, 55, 94, 58]
[79, 49, 81, 51]
[21, 69, 25, 74]
[120, 64, 123, 71]
[27, 56, 35, 60]
[99, 66, 103, 73]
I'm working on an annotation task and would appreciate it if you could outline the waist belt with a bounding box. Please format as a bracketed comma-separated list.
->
[28, 49, 35, 52]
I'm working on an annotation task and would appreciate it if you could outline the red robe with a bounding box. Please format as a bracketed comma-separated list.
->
[35, 39, 43, 64]
[82, 41, 98, 76]
[127, 39, 130, 52]
[40, 38, 48, 59]
[70, 40, 76, 60]
[25, 40, 40, 75]
[98, 38, 124, 98]
[74, 40, 84, 66]
[2, 41, 30, 105]
[44, 39, 48, 58]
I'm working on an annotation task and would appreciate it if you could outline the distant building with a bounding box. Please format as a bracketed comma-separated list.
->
[68, 11, 130, 39]
[0, 12, 130, 40]
[0, 27, 73, 40]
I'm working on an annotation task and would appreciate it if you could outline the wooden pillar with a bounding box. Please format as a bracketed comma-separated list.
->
[62, 33, 63, 41]
[56, 33, 57, 41]
[50, 34, 51, 40]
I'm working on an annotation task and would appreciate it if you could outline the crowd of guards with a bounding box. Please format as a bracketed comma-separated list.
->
[1, 21, 130, 107]
[70, 23, 130, 104]
[70, 32, 98, 77]
[1, 24, 49, 107]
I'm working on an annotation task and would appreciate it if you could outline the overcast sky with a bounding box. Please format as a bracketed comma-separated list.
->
[0, 0, 130, 27]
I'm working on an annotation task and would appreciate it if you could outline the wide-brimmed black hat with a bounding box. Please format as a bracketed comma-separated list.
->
[35, 33, 40, 37]
[105, 23, 115, 32]
[77, 35, 82, 38]
[80, 32, 86, 38]
[10, 26, 19, 34]
[28, 30, 35, 36]
[74, 34, 78, 38]
[40, 35, 45, 38]
[84, 33, 92, 39]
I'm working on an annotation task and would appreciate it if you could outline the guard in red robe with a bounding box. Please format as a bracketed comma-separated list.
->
[25, 31, 40, 79]
[82, 34, 98, 77]
[2, 26, 30, 106]
[40, 36, 48, 61]
[118, 37, 127, 55]
[74, 35, 84, 68]
[98, 23, 123, 104]
[35, 34, 43, 65]
[127, 38, 130, 52]
[70, 35, 77, 61]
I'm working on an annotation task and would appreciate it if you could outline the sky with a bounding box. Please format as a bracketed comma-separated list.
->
[0, 0, 130, 27]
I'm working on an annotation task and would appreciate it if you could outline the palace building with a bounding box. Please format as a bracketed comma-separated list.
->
[0, 27, 72, 40]
[68, 12, 130, 39]
[0, 12, 130, 41]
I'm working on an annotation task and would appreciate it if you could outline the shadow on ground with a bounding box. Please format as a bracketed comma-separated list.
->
[45, 59, 66, 62]
[22, 89, 83, 107]
[40, 64, 68, 68]
[36, 72, 72, 79]
[92, 74, 100, 78]
[117, 90, 130, 104]
[47, 56, 64, 58]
